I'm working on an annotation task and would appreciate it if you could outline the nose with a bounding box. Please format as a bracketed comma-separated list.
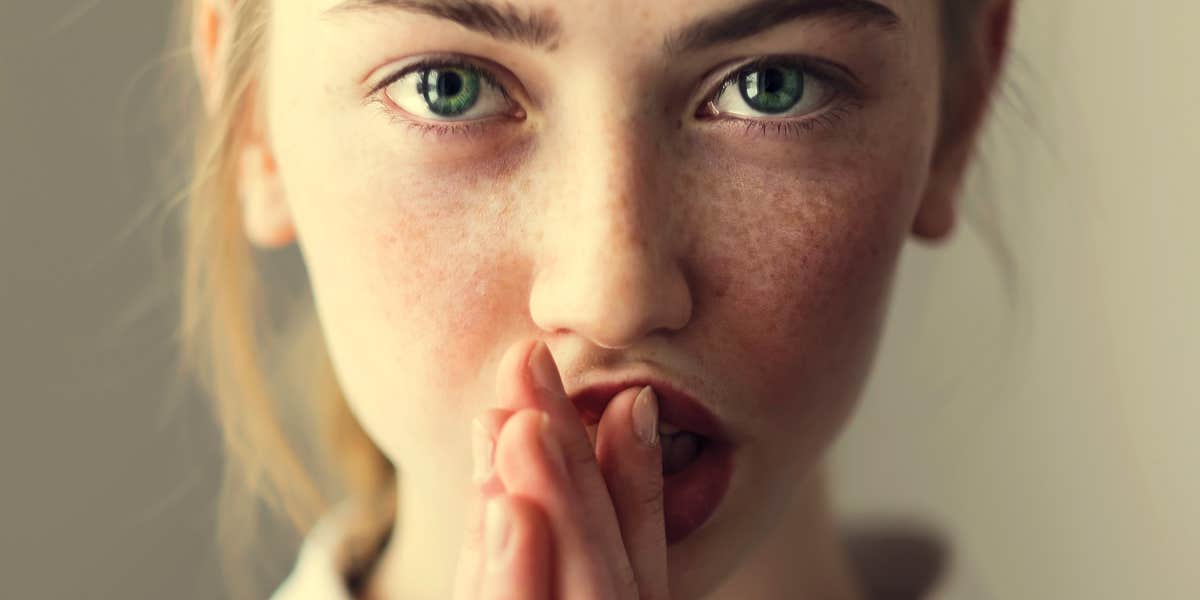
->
[527, 108, 693, 349]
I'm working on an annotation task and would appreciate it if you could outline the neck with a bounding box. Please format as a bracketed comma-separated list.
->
[706, 463, 865, 600]
[362, 470, 471, 600]
[364, 461, 863, 600]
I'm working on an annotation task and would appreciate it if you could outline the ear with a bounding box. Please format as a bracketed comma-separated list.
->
[238, 132, 296, 248]
[913, 0, 1014, 242]
[192, 0, 295, 248]
[191, 0, 234, 116]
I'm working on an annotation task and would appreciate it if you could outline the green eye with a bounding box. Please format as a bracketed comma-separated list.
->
[737, 66, 804, 114]
[383, 60, 514, 123]
[417, 67, 482, 117]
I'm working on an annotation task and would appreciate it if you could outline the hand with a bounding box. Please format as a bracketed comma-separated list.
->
[452, 338, 669, 600]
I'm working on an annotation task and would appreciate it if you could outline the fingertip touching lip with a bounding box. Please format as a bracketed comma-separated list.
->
[567, 377, 732, 443]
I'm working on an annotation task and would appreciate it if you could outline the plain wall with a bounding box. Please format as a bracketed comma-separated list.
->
[832, 2, 1199, 599]
[1, 2, 1195, 598]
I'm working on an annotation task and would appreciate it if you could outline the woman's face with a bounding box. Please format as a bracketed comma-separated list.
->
[259, 0, 947, 594]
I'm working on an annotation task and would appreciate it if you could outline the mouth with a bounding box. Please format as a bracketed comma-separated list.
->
[570, 378, 736, 545]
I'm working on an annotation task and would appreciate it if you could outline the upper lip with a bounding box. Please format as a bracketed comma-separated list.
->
[567, 375, 732, 442]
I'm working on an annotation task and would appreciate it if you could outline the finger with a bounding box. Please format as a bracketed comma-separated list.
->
[473, 408, 517, 487]
[495, 339, 594, 463]
[494, 339, 585, 431]
[595, 385, 669, 600]
[453, 408, 514, 600]
[495, 340, 628, 562]
[493, 408, 636, 600]
[480, 494, 553, 600]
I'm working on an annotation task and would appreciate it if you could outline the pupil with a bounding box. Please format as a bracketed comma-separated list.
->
[439, 71, 463, 97]
[763, 69, 784, 94]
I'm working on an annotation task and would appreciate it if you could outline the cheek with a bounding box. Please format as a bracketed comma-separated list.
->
[681, 146, 926, 450]
[367, 197, 526, 392]
[265, 39, 540, 465]
[276, 137, 529, 465]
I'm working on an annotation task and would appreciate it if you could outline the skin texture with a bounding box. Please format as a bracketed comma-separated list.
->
[197, 0, 1012, 597]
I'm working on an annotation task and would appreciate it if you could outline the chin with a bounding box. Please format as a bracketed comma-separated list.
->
[663, 496, 761, 599]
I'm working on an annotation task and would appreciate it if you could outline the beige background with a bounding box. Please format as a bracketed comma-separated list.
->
[832, 2, 1199, 599]
[1, 2, 1195, 599]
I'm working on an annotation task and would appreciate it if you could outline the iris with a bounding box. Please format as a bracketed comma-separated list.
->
[417, 67, 482, 117]
[738, 66, 805, 114]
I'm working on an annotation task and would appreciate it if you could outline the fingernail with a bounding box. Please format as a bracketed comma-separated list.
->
[471, 418, 494, 486]
[485, 498, 512, 561]
[539, 412, 569, 477]
[632, 386, 659, 447]
[528, 341, 563, 397]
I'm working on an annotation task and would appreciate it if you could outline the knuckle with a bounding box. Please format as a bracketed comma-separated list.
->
[496, 409, 543, 457]
[641, 481, 665, 515]
[505, 496, 547, 539]
[496, 410, 565, 487]
[613, 559, 639, 596]
[477, 407, 514, 437]
[565, 442, 597, 472]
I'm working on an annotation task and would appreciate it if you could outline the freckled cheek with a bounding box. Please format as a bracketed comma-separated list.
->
[698, 187, 907, 441]
[353, 184, 525, 396]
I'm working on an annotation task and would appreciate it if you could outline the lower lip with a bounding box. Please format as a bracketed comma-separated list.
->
[663, 438, 734, 545]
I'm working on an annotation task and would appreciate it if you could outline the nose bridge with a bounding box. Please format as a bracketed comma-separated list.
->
[577, 109, 659, 245]
[528, 90, 692, 349]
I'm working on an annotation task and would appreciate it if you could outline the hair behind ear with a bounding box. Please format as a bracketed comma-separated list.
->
[175, 1, 399, 597]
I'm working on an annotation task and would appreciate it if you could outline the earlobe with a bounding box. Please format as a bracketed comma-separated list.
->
[914, 130, 975, 242]
[239, 142, 296, 249]
[913, 120, 973, 243]
[912, 181, 958, 241]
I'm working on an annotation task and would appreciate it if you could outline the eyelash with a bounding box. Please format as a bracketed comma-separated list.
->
[694, 56, 864, 139]
[367, 57, 517, 140]
[367, 55, 863, 141]
[722, 102, 863, 139]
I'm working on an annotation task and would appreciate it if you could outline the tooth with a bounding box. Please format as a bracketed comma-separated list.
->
[661, 432, 701, 476]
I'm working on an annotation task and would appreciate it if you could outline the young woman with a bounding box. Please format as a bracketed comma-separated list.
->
[180, 0, 1014, 598]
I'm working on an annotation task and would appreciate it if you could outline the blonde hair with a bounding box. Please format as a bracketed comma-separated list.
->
[168, 1, 1006, 598]
[171, 2, 393, 598]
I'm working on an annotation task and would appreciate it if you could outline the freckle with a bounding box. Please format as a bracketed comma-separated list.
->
[515, 174, 533, 196]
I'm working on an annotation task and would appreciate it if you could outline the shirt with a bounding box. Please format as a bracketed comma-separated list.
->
[269, 502, 992, 600]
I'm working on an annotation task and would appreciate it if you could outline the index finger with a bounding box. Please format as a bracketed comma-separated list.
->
[493, 340, 599, 479]
[493, 339, 637, 587]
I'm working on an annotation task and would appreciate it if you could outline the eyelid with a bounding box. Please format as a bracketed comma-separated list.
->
[692, 54, 864, 117]
[364, 54, 528, 111]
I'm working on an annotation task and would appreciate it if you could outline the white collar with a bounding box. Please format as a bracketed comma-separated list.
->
[269, 502, 362, 600]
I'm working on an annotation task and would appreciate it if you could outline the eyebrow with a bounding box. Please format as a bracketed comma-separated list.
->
[325, 0, 562, 49]
[666, 0, 901, 54]
[324, 0, 900, 55]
